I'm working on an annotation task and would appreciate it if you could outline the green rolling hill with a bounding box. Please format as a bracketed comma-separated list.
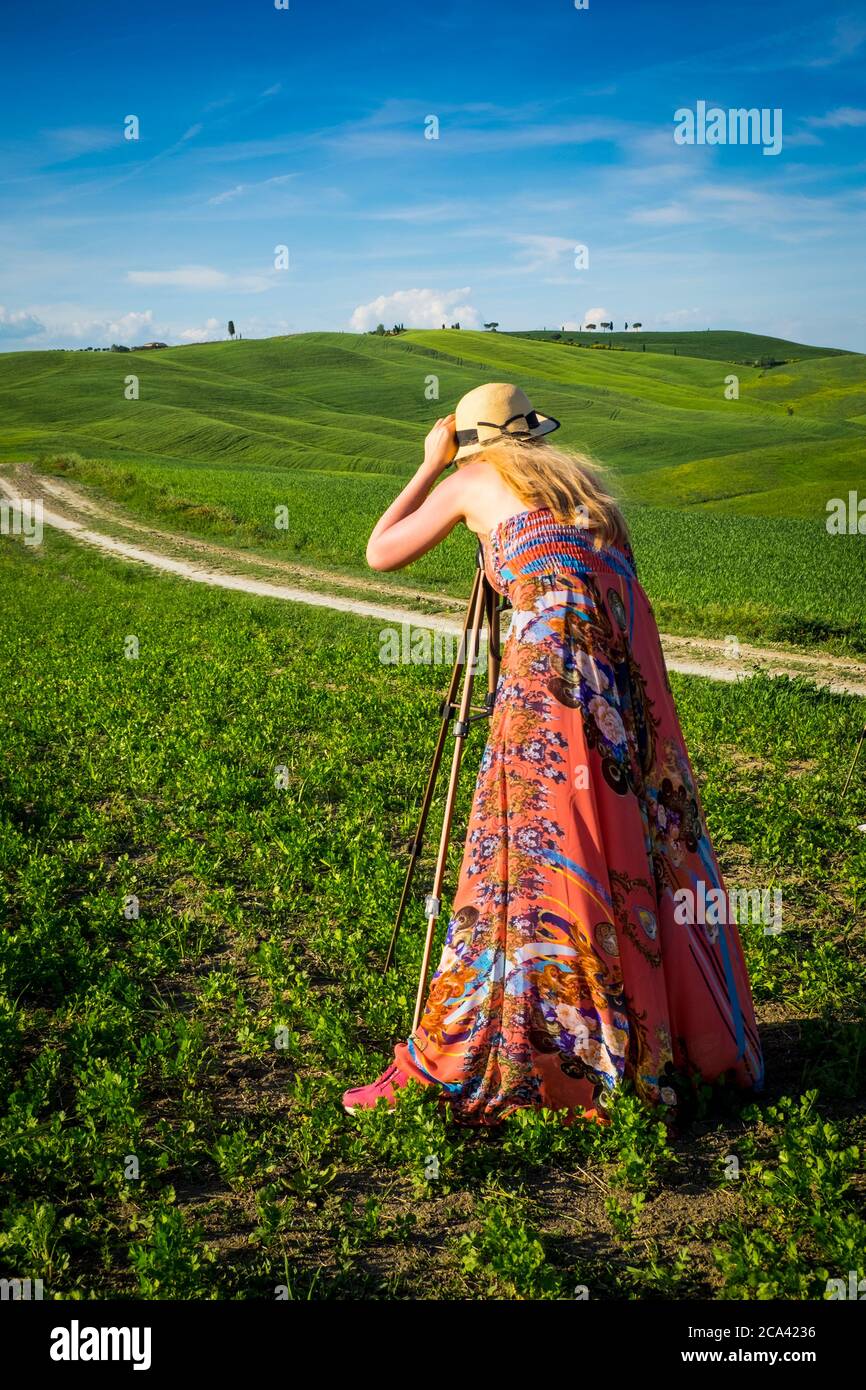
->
[0, 328, 862, 511]
[0, 329, 863, 651]
[508, 327, 849, 365]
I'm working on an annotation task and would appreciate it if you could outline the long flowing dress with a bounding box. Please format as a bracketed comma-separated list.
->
[393, 507, 764, 1127]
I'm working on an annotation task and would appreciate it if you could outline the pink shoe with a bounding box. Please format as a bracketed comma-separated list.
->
[342, 1062, 413, 1116]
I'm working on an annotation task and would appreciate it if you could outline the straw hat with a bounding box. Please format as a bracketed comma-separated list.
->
[453, 382, 560, 462]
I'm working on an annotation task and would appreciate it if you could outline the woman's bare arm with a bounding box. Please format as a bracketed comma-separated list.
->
[366, 414, 467, 571]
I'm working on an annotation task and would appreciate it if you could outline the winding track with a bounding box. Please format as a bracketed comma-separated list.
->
[2, 468, 865, 699]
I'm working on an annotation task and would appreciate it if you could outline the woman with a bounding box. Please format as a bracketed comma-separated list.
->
[343, 382, 764, 1127]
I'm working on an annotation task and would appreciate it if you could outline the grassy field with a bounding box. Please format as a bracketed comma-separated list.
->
[509, 327, 850, 365]
[1, 328, 864, 653]
[1, 528, 864, 1299]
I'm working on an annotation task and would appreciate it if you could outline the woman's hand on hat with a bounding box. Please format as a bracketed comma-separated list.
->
[422, 413, 458, 476]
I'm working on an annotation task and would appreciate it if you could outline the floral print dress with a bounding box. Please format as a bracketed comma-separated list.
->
[393, 507, 764, 1126]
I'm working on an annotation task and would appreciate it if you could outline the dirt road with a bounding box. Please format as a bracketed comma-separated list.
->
[3, 466, 865, 698]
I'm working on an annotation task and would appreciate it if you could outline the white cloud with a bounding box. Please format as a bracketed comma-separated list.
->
[350, 287, 478, 331]
[106, 310, 156, 341]
[331, 116, 627, 158]
[179, 317, 222, 343]
[510, 234, 577, 270]
[127, 266, 226, 289]
[0, 305, 45, 339]
[630, 202, 695, 226]
[61, 309, 161, 344]
[807, 106, 866, 128]
[654, 307, 705, 327]
[5, 306, 163, 347]
[784, 129, 824, 147]
[0, 302, 298, 351]
[366, 202, 457, 223]
[582, 307, 611, 328]
[806, 18, 866, 68]
[208, 173, 296, 205]
[44, 125, 118, 156]
[125, 265, 272, 292]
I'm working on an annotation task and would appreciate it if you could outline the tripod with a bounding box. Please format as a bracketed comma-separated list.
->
[841, 725, 866, 799]
[383, 545, 509, 1035]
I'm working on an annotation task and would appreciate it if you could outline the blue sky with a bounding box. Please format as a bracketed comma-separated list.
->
[1, 0, 864, 352]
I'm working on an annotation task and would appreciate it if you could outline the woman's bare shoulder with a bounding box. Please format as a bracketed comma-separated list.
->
[453, 460, 524, 534]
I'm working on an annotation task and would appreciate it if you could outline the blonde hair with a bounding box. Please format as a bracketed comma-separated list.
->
[467, 437, 629, 550]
